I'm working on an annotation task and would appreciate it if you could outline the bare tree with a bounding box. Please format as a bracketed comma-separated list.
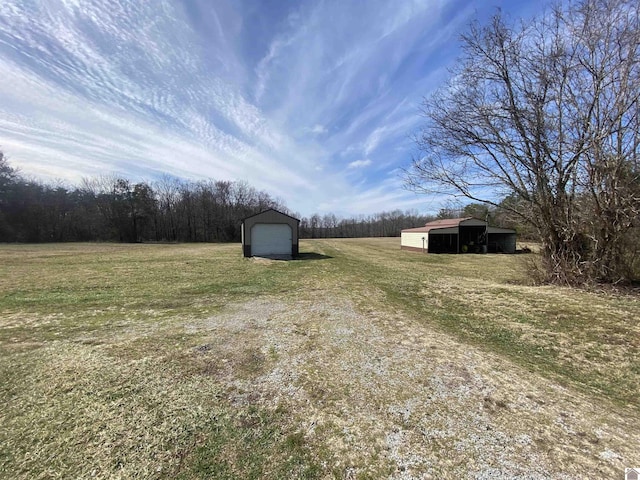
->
[405, 0, 640, 284]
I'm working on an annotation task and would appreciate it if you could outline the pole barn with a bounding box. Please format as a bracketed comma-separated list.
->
[401, 217, 517, 254]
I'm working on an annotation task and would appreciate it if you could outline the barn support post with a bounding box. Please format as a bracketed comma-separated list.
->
[484, 214, 489, 254]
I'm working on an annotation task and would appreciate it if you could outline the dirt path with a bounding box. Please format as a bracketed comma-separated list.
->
[188, 290, 639, 479]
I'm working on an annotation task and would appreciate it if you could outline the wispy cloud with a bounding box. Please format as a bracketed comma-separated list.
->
[309, 124, 327, 135]
[0, 0, 536, 216]
[348, 159, 372, 169]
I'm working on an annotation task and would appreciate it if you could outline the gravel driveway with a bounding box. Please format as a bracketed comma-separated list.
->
[188, 290, 638, 479]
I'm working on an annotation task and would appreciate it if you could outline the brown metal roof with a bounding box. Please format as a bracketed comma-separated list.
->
[402, 217, 517, 236]
[401, 226, 434, 233]
[401, 217, 475, 233]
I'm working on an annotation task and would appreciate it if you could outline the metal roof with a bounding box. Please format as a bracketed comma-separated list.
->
[401, 217, 516, 234]
[401, 225, 448, 233]
[424, 217, 475, 228]
[241, 208, 300, 223]
[402, 217, 476, 233]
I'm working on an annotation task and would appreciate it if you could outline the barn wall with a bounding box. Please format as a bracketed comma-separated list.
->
[488, 233, 516, 253]
[401, 232, 428, 251]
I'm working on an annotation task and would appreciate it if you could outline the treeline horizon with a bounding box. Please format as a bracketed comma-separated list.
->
[0, 154, 449, 243]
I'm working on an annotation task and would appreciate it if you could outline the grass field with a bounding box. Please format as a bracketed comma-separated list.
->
[1, 239, 638, 479]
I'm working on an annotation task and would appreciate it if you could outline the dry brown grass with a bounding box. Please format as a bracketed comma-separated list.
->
[1, 240, 638, 479]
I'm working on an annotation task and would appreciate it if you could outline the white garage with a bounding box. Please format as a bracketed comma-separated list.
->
[241, 209, 300, 258]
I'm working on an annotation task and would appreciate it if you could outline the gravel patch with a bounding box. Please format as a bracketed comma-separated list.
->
[187, 295, 639, 478]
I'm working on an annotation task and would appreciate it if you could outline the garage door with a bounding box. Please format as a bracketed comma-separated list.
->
[251, 223, 292, 256]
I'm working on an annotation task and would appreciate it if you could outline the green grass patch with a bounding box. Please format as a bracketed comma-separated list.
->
[311, 238, 640, 408]
[179, 407, 321, 480]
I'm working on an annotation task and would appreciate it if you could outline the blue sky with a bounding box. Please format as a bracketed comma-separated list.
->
[0, 0, 537, 217]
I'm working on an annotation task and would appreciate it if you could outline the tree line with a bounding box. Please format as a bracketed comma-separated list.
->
[299, 210, 434, 239]
[1, 150, 543, 245]
[297, 201, 542, 240]
[0, 153, 287, 243]
[0, 153, 440, 243]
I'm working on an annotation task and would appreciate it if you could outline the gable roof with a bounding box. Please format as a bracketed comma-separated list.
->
[424, 217, 475, 228]
[401, 217, 516, 234]
[242, 208, 300, 223]
[402, 217, 478, 234]
[402, 225, 444, 233]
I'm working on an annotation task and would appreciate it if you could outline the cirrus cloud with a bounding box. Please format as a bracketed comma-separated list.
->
[348, 159, 373, 169]
[0, 0, 538, 216]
